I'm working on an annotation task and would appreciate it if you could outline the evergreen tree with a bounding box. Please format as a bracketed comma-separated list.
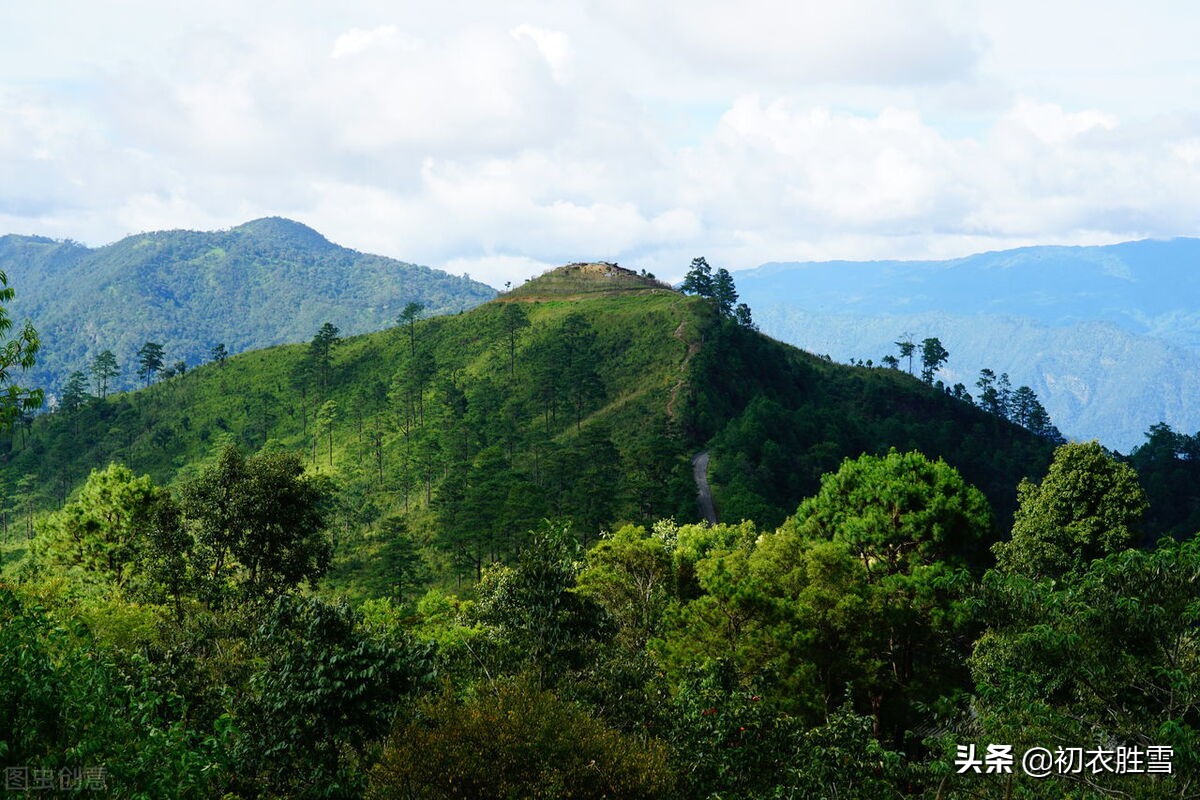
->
[210, 343, 228, 366]
[309, 322, 341, 391]
[59, 371, 90, 414]
[500, 302, 530, 376]
[136, 342, 166, 386]
[398, 302, 425, 358]
[918, 337, 948, 384]
[90, 350, 120, 399]
[680, 257, 714, 297]
[316, 399, 339, 466]
[996, 372, 1013, 420]
[894, 335, 915, 375]
[734, 303, 756, 329]
[713, 268, 738, 317]
[976, 368, 1002, 416]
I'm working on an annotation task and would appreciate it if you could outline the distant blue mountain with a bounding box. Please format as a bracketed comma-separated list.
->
[736, 238, 1200, 451]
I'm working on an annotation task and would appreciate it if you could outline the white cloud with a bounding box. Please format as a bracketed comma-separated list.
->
[2, 2, 1200, 289]
[510, 24, 573, 84]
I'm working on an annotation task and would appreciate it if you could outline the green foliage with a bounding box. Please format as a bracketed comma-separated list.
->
[787, 448, 992, 574]
[178, 444, 333, 603]
[89, 349, 119, 399]
[366, 678, 674, 800]
[35, 463, 169, 591]
[681, 256, 715, 297]
[1130, 423, 1200, 539]
[0, 586, 233, 798]
[472, 520, 609, 685]
[919, 336, 948, 383]
[966, 536, 1200, 797]
[135, 341, 165, 386]
[233, 594, 433, 799]
[0, 268, 42, 430]
[667, 661, 910, 799]
[994, 440, 1148, 580]
[577, 524, 675, 651]
[58, 370, 90, 414]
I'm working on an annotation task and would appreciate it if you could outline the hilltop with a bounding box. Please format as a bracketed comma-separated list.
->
[1, 263, 1057, 594]
[0, 218, 496, 399]
[503, 262, 673, 300]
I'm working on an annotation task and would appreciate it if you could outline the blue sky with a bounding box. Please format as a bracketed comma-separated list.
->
[2, 1, 1199, 287]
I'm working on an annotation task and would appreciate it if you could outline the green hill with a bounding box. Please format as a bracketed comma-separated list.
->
[0, 263, 1056, 594]
[0, 217, 496, 399]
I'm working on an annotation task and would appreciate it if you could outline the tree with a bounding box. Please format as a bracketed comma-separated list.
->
[210, 342, 228, 366]
[777, 450, 989, 739]
[996, 372, 1013, 419]
[59, 371, 90, 414]
[368, 678, 672, 800]
[0, 269, 42, 430]
[975, 368, 1002, 416]
[172, 359, 187, 377]
[474, 519, 607, 684]
[398, 301, 425, 358]
[308, 322, 341, 391]
[179, 444, 333, 603]
[894, 335, 915, 375]
[734, 302, 756, 329]
[35, 464, 167, 589]
[315, 399, 339, 466]
[499, 302, 530, 376]
[919, 337, 948, 384]
[713, 268, 738, 317]
[993, 441, 1147, 581]
[880, 355, 899, 370]
[560, 314, 604, 430]
[90, 349, 120, 399]
[969, 538, 1200, 795]
[136, 341, 166, 386]
[680, 257, 714, 297]
[577, 524, 675, 652]
[237, 595, 430, 799]
[1008, 385, 1037, 426]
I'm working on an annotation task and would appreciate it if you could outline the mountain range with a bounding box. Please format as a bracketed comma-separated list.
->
[734, 238, 1200, 451]
[0, 217, 496, 400]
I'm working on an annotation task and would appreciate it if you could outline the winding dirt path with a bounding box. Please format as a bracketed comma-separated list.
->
[692, 450, 718, 524]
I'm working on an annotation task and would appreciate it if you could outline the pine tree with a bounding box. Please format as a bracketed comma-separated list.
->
[680, 257, 715, 297]
[136, 342, 166, 386]
[919, 337, 949, 384]
[59, 371, 90, 414]
[90, 350, 120, 399]
[713, 268, 738, 317]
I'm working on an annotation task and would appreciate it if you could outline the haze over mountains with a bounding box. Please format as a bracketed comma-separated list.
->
[734, 238, 1200, 451]
[0, 217, 496, 399]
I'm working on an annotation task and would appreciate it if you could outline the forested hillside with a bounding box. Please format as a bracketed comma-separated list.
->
[0, 217, 496, 399]
[3, 263, 1198, 798]
[1, 263, 1057, 590]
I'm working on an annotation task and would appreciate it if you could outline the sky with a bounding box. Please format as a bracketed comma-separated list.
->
[2, 1, 1200, 288]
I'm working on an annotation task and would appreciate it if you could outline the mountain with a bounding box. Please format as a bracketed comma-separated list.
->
[734, 238, 1200, 451]
[0, 262, 1057, 594]
[0, 217, 496, 400]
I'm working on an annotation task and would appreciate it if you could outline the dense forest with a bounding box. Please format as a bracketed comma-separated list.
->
[1, 261, 1198, 797]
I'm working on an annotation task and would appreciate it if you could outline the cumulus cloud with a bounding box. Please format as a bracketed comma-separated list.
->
[2, 2, 1200, 288]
